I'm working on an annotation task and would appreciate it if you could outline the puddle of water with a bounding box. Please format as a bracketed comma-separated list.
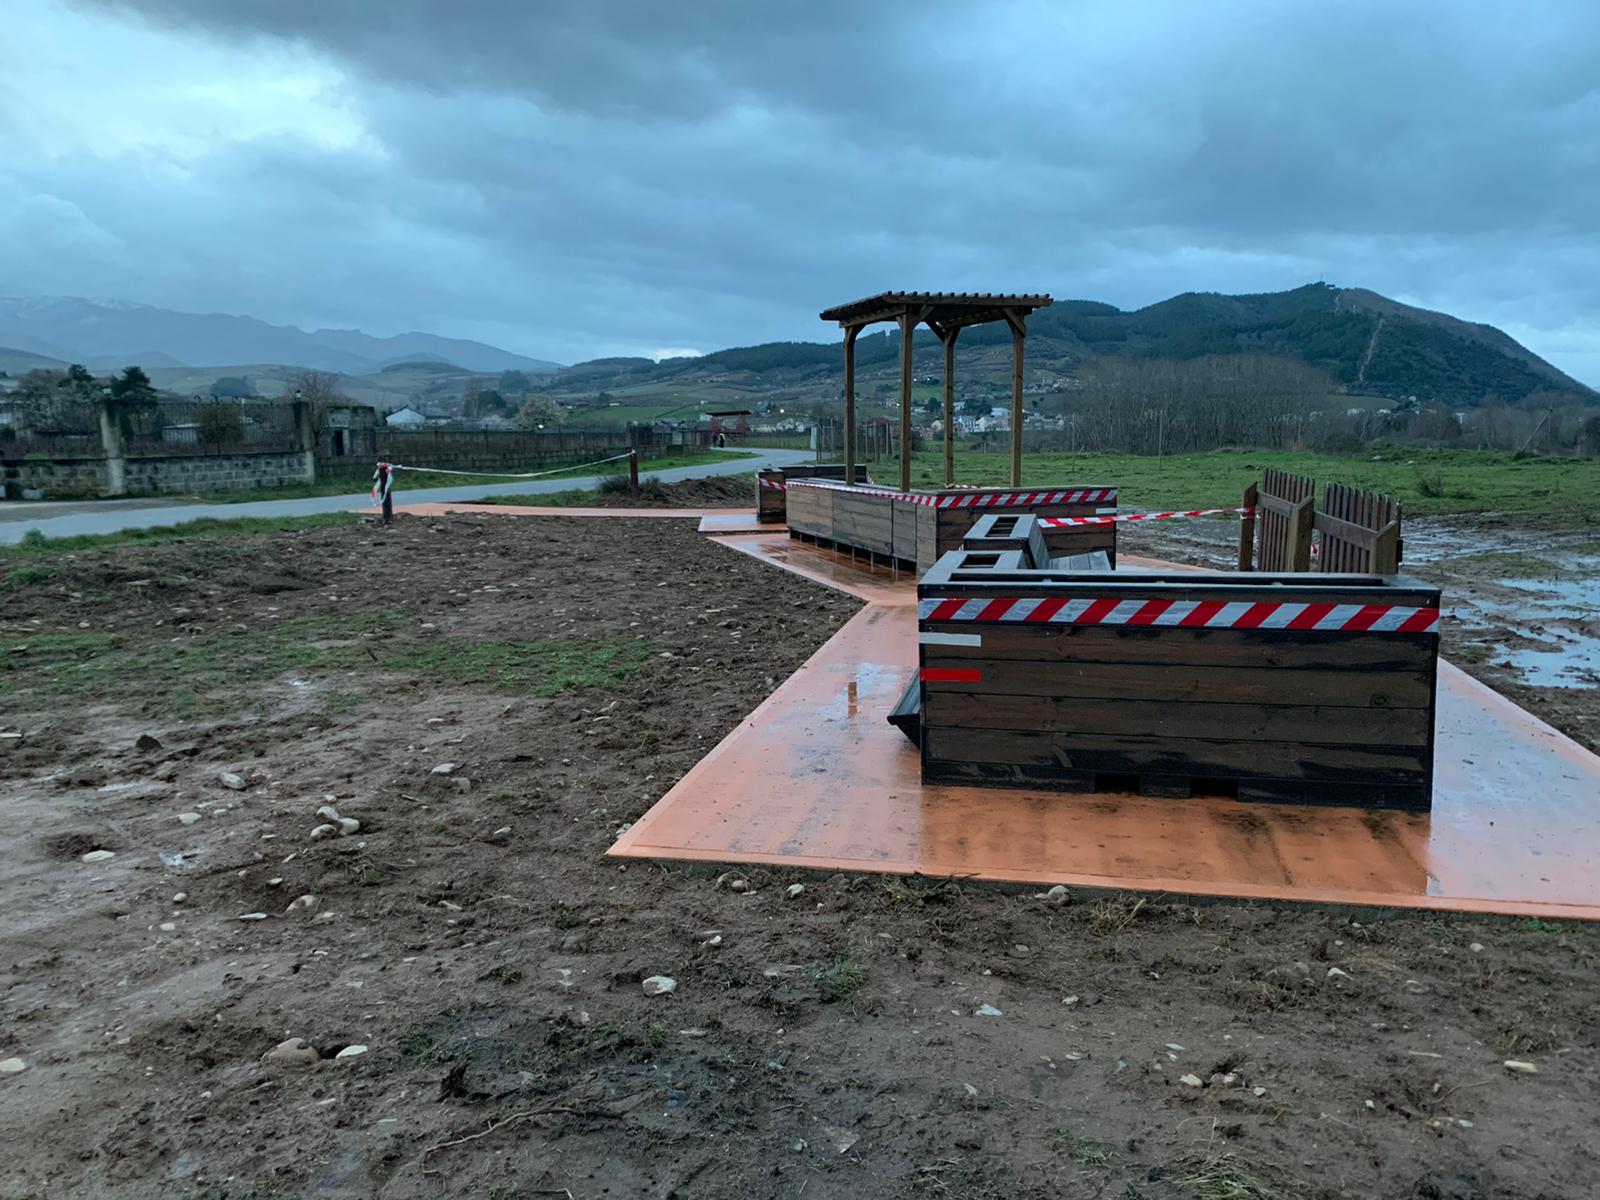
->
[1497, 633, 1600, 689]
[1496, 577, 1600, 615]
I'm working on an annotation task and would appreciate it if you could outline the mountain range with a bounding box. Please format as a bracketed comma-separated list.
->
[0, 297, 562, 375]
[548, 283, 1591, 410]
[0, 286, 1590, 411]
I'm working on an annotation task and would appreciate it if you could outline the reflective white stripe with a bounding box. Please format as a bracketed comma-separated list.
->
[919, 631, 983, 647]
[1103, 600, 1147, 624]
[917, 599, 941, 619]
[1254, 603, 1307, 629]
[954, 598, 990, 620]
[1368, 606, 1415, 632]
[1314, 604, 1365, 631]
[1000, 597, 1043, 621]
[1205, 602, 1256, 628]
[1050, 599, 1096, 623]
[1149, 601, 1200, 626]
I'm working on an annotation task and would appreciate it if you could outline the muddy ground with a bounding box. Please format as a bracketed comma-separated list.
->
[2, 511, 1598, 1200]
[1120, 514, 1600, 755]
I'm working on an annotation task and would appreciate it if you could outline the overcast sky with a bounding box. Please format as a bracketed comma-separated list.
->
[3, 1, 1597, 381]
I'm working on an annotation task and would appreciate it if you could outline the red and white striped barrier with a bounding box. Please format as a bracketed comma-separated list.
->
[918, 596, 1439, 634]
[758, 476, 787, 491]
[786, 480, 1116, 509]
[1039, 506, 1253, 528]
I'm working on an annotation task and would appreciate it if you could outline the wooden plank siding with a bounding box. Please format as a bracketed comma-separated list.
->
[917, 554, 1440, 809]
[785, 480, 1117, 572]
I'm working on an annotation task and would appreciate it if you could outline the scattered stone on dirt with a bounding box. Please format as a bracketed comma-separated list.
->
[172, 892, 187, 903]
[0, 1059, 25, 1075]
[785, 883, 805, 898]
[334, 1045, 369, 1060]
[1471, 942, 1486, 952]
[1179, 1074, 1204, 1088]
[262, 1038, 319, 1067]
[309, 823, 336, 839]
[336, 817, 360, 835]
[1253, 1086, 1268, 1097]
[716, 871, 752, 893]
[177, 812, 201, 825]
[1327, 966, 1352, 979]
[78, 850, 114, 863]
[219, 772, 246, 790]
[486, 825, 511, 843]
[430, 762, 457, 775]
[974, 1003, 1003, 1017]
[1504, 1060, 1539, 1074]
[158, 922, 176, 932]
[237, 912, 268, 922]
[286, 895, 320, 914]
[134, 734, 162, 752]
[642, 975, 678, 996]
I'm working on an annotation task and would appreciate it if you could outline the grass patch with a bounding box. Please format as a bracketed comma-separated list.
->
[1179, 1150, 1292, 1200]
[1086, 894, 1148, 937]
[3, 563, 57, 588]
[647, 1022, 668, 1050]
[815, 955, 865, 1000]
[2, 512, 360, 559]
[912, 446, 1600, 519]
[1057, 1128, 1112, 1168]
[3, 611, 654, 715]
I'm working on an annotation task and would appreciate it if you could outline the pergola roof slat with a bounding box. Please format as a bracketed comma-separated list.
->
[819, 291, 1053, 326]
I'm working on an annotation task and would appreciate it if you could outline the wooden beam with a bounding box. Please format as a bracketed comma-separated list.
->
[1008, 310, 1026, 487]
[843, 324, 860, 486]
[943, 325, 959, 488]
[899, 311, 915, 492]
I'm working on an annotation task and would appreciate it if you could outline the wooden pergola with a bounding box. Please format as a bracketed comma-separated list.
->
[819, 291, 1053, 491]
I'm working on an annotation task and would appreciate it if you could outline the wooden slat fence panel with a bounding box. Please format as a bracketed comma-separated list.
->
[1318, 483, 1402, 574]
[1254, 468, 1315, 572]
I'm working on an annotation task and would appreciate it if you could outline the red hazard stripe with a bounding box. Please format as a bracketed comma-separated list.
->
[921, 597, 1440, 633]
[921, 668, 982, 683]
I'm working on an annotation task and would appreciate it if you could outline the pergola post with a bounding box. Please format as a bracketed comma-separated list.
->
[843, 324, 860, 485]
[1006, 309, 1027, 487]
[898, 310, 914, 492]
[942, 326, 958, 488]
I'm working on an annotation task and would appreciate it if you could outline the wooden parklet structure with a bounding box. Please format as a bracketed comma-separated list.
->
[819, 291, 1051, 491]
[790, 290, 1116, 569]
[915, 551, 1441, 809]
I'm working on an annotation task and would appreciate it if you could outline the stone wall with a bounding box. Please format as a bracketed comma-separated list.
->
[122, 452, 313, 496]
[2, 457, 108, 499]
[2, 451, 312, 499]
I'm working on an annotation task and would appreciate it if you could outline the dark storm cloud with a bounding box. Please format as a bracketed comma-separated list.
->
[19, 0, 1600, 377]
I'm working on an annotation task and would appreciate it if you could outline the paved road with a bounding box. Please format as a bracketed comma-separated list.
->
[0, 448, 813, 545]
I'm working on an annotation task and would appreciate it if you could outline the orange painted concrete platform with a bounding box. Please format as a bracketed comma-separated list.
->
[612, 534, 1600, 919]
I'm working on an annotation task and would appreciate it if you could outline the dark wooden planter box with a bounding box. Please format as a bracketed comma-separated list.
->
[756, 464, 851, 523]
[786, 481, 1117, 572]
[916, 551, 1441, 809]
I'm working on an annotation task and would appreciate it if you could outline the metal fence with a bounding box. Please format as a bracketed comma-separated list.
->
[120, 398, 299, 457]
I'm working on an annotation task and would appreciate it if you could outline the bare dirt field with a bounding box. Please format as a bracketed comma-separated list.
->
[3, 511, 1598, 1200]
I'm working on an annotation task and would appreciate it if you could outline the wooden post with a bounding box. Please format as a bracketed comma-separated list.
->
[843, 325, 859, 486]
[942, 326, 959, 488]
[1238, 482, 1257, 571]
[898, 310, 914, 492]
[1287, 495, 1314, 572]
[1006, 310, 1027, 487]
[628, 449, 639, 496]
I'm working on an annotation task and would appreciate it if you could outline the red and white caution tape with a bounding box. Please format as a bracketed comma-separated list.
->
[383, 452, 635, 481]
[918, 596, 1439, 634]
[758, 475, 787, 491]
[786, 480, 1116, 509]
[1040, 506, 1253, 528]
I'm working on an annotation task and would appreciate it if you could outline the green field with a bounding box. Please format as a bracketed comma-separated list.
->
[911, 447, 1600, 520]
[3, 513, 362, 562]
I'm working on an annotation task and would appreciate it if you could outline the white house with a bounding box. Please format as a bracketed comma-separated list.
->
[385, 407, 428, 428]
